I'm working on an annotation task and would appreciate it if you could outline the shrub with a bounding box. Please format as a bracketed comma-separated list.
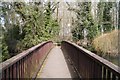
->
[93, 30, 119, 57]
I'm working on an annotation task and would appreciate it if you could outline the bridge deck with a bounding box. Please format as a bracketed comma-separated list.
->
[37, 46, 72, 78]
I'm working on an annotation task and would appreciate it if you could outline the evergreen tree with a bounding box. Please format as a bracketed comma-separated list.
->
[71, 2, 98, 41]
[0, 1, 59, 62]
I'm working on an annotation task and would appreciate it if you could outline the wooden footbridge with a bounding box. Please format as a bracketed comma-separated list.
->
[0, 41, 120, 79]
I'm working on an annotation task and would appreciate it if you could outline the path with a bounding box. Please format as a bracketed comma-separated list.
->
[37, 46, 72, 78]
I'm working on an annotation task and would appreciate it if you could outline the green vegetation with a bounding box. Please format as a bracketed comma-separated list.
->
[0, 1, 119, 64]
[97, 2, 116, 33]
[0, 2, 59, 62]
[0, 29, 10, 62]
[67, 1, 119, 66]
[71, 2, 98, 42]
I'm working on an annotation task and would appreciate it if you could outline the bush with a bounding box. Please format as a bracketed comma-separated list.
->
[93, 30, 119, 57]
[0, 39, 10, 62]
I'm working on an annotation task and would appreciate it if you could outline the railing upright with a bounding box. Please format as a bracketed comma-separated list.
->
[61, 41, 120, 79]
[0, 41, 53, 79]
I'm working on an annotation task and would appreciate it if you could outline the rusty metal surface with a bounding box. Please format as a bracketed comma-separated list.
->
[61, 41, 120, 79]
[0, 41, 53, 79]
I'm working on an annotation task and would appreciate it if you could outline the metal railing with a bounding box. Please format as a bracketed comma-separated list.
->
[61, 41, 120, 79]
[0, 41, 53, 79]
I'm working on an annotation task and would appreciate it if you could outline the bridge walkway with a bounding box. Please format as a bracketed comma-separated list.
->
[36, 46, 78, 78]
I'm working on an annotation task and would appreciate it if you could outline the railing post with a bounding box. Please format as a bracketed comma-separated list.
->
[61, 41, 120, 79]
[0, 41, 53, 79]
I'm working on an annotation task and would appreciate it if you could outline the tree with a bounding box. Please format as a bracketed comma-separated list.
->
[0, 1, 60, 62]
[69, 2, 98, 42]
[97, 1, 116, 33]
[118, 1, 120, 29]
[43, 2, 59, 41]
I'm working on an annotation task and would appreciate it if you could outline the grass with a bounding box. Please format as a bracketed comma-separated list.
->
[92, 30, 119, 57]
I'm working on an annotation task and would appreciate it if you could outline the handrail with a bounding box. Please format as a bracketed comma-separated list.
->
[61, 41, 120, 79]
[0, 41, 53, 79]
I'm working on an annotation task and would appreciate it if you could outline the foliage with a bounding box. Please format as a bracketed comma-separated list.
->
[71, 2, 98, 42]
[68, 1, 118, 54]
[14, 2, 44, 51]
[0, 41, 10, 62]
[97, 2, 116, 33]
[93, 30, 119, 57]
[0, 1, 59, 62]
[0, 28, 10, 62]
[43, 2, 59, 41]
